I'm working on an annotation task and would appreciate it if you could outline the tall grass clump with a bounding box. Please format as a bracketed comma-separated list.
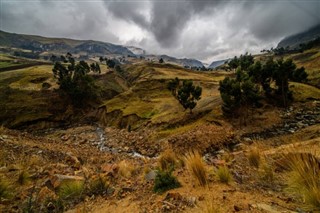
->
[58, 181, 84, 201]
[118, 160, 135, 178]
[158, 149, 177, 171]
[185, 151, 207, 186]
[248, 148, 261, 168]
[285, 152, 320, 211]
[216, 166, 232, 184]
[88, 175, 110, 196]
[0, 176, 12, 199]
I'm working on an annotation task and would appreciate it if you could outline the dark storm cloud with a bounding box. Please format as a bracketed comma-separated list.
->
[1, 0, 320, 62]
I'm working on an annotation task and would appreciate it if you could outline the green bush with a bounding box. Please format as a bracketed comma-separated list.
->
[153, 169, 181, 193]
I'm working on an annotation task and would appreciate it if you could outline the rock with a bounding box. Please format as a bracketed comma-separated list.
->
[61, 135, 69, 141]
[145, 170, 157, 181]
[101, 163, 119, 177]
[50, 174, 84, 188]
[243, 137, 252, 142]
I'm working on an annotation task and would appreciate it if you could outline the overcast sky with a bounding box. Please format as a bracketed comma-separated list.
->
[1, 0, 320, 63]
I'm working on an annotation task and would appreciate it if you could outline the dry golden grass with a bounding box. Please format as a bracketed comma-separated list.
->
[284, 151, 320, 211]
[259, 163, 274, 183]
[0, 176, 13, 199]
[184, 151, 207, 186]
[158, 149, 177, 171]
[216, 166, 233, 184]
[202, 199, 222, 213]
[248, 148, 261, 168]
[118, 160, 135, 178]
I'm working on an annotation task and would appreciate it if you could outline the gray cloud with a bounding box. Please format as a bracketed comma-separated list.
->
[1, 0, 320, 63]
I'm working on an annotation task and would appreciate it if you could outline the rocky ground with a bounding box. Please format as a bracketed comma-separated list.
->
[0, 102, 320, 212]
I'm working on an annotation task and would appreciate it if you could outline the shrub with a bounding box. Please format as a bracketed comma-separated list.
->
[185, 151, 207, 186]
[153, 169, 181, 193]
[216, 166, 232, 184]
[58, 181, 84, 201]
[248, 148, 261, 168]
[285, 152, 320, 211]
[158, 149, 176, 171]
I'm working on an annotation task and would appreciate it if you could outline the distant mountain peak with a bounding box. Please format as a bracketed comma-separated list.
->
[277, 24, 320, 49]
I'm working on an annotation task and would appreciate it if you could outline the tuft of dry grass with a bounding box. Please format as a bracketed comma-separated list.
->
[284, 152, 320, 211]
[184, 151, 207, 186]
[216, 166, 232, 184]
[202, 200, 222, 213]
[118, 160, 135, 178]
[158, 149, 177, 171]
[17, 170, 30, 185]
[259, 163, 274, 183]
[58, 181, 84, 201]
[248, 148, 261, 168]
[0, 176, 13, 200]
[88, 175, 110, 196]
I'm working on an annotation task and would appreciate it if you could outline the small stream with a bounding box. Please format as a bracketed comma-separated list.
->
[95, 126, 151, 159]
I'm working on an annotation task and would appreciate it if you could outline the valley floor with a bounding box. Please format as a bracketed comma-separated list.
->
[1, 102, 319, 213]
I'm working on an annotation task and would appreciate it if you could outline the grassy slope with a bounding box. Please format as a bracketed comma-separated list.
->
[286, 47, 320, 88]
[104, 63, 227, 129]
[0, 59, 127, 128]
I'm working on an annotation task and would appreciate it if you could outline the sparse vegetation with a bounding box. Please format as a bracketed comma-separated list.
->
[118, 160, 135, 178]
[248, 148, 261, 168]
[184, 151, 207, 186]
[17, 170, 30, 185]
[58, 181, 84, 201]
[0, 176, 12, 200]
[158, 149, 177, 171]
[153, 169, 181, 193]
[167, 77, 202, 113]
[52, 53, 100, 106]
[285, 153, 320, 211]
[88, 175, 110, 196]
[216, 166, 232, 184]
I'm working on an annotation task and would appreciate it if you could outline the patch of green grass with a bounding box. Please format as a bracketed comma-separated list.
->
[0, 61, 20, 68]
[58, 181, 84, 201]
[290, 82, 320, 102]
